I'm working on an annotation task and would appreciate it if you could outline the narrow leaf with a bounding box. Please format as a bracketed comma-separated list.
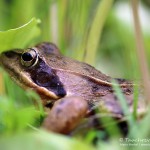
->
[84, 0, 114, 65]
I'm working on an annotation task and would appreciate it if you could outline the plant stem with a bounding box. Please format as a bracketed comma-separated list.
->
[131, 0, 150, 105]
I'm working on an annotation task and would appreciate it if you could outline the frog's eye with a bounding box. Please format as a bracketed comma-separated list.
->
[21, 49, 38, 67]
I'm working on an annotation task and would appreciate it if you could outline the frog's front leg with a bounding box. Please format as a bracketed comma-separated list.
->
[42, 96, 88, 134]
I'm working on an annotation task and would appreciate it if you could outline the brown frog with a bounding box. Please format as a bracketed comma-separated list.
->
[0, 42, 146, 134]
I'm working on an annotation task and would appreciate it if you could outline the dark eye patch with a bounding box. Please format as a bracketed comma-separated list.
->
[26, 58, 66, 97]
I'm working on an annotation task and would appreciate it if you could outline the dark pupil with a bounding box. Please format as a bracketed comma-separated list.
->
[22, 52, 33, 61]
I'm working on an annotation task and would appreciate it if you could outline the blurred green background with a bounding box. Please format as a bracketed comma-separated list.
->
[0, 0, 150, 150]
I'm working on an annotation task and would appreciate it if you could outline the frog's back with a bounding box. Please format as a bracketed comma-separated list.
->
[41, 52, 111, 83]
[36, 42, 130, 86]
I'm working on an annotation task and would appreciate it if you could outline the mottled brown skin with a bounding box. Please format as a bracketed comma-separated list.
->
[0, 42, 146, 134]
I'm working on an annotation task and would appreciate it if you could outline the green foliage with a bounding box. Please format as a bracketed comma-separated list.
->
[0, 95, 40, 135]
[0, 18, 40, 53]
[0, 131, 95, 150]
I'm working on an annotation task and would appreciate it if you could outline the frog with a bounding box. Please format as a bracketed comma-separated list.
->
[0, 42, 146, 134]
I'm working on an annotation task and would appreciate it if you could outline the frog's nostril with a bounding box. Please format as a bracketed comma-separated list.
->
[4, 51, 16, 58]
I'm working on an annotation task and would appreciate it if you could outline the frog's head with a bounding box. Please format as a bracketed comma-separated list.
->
[0, 43, 66, 105]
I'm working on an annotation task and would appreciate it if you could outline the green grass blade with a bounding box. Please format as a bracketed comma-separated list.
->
[84, 0, 114, 65]
[112, 80, 135, 129]
[133, 84, 139, 119]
